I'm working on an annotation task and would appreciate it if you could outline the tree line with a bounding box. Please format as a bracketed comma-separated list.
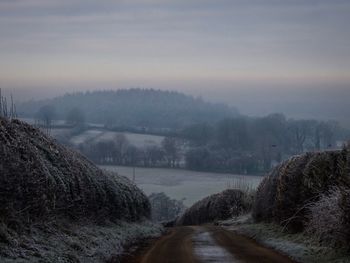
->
[78, 135, 183, 168]
[18, 89, 239, 129]
[182, 114, 348, 174]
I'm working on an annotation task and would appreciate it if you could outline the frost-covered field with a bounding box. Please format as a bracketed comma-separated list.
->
[70, 129, 164, 147]
[101, 166, 262, 206]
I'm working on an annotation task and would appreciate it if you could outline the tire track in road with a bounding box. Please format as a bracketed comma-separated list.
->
[192, 228, 240, 263]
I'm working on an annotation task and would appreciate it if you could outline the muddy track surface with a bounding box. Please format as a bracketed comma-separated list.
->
[123, 226, 296, 263]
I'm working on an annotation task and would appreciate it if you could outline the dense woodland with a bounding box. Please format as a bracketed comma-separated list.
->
[182, 114, 349, 173]
[18, 89, 238, 129]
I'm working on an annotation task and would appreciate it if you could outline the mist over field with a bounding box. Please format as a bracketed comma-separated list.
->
[5, 82, 350, 128]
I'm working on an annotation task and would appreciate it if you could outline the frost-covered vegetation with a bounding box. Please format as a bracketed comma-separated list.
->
[253, 148, 350, 251]
[177, 189, 253, 225]
[0, 117, 162, 261]
[0, 117, 150, 223]
[305, 187, 350, 249]
[177, 149, 350, 261]
[220, 217, 350, 263]
[0, 220, 162, 263]
[70, 129, 164, 148]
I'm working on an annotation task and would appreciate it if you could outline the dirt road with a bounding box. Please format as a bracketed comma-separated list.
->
[123, 226, 296, 263]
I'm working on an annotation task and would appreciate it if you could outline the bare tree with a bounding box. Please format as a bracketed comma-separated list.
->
[36, 105, 56, 135]
[66, 107, 86, 127]
[162, 137, 180, 167]
[0, 89, 17, 119]
[288, 120, 313, 153]
[113, 134, 130, 164]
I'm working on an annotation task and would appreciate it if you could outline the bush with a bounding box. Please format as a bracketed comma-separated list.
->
[0, 118, 150, 228]
[253, 149, 350, 232]
[177, 189, 253, 226]
[339, 187, 350, 248]
[306, 188, 344, 247]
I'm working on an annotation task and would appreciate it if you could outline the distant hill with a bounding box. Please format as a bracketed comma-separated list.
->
[18, 89, 239, 129]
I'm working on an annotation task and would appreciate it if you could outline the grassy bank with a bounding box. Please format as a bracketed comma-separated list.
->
[0, 118, 162, 262]
[0, 220, 162, 263]
[220, 216, 349, 263]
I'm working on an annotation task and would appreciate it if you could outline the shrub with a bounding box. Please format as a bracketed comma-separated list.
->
[253, 149, 350, 232]
[306, 188, 344, 247]
[0, 117, 150, 228]
[339, 187, 350, 248]
[177, 189, 253, 225]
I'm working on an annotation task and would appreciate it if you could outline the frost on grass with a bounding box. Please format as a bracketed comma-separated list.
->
[0, 117, 150, 224]
[253, 149, 350, 233]
[221, 217, 350, 263]
[250, 148, 350, 261]
[236, 223, 350, 263]
[306, 188, 350, 248]
[0, 220, 162, 263]
[0, 117, 161, 262]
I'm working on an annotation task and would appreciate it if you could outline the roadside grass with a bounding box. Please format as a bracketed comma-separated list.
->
[220, 216, 350, 263]
[0, 220, 162, 263]
[226, 176, 256, 195]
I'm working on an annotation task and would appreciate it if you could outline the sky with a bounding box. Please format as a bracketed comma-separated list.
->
[0, 0, 349, 124]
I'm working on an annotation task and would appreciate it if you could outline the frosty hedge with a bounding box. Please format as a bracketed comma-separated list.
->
[0, 118, 150, 226]
[253, 149, 350, 247]
[177, 189, 252, 225]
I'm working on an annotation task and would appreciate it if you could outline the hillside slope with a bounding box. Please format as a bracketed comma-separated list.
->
[0, 117, 161, 262]
[18, 89, 239, 128]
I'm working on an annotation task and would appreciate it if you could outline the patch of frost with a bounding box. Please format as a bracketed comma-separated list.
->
[192, 230, 241, 263]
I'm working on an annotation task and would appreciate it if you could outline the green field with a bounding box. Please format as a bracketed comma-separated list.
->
[101, 165, 262, 206]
